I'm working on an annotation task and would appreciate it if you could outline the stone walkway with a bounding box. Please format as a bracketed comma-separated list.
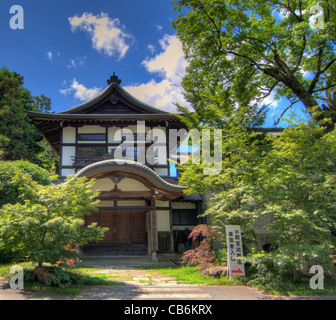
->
[0, 263, 270, 300]
[90, 267, 197, 287]
[1, 255, 335, 300]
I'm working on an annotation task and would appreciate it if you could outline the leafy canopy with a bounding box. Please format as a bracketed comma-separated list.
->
[173, 0, 336, 128]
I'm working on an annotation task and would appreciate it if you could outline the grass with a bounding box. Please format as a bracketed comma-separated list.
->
[1, 261, 336, 297]
[0, 261, 124, 295]
[136, 264, 336, 297]
[136, 265, 244, 286]
[250, 277, 336, 297]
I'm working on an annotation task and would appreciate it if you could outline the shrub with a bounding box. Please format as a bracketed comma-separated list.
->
[215, 248, 228, 265]
[181, 224, 218, 270]
[44, 267, 78, 288]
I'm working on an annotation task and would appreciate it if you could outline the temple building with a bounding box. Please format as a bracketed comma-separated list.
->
[27, 73, 204, 261]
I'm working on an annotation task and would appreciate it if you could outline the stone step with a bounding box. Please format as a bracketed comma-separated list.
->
[83, 244, 147, 255]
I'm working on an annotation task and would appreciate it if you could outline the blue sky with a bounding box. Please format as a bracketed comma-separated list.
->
[0, 0, 298, 127]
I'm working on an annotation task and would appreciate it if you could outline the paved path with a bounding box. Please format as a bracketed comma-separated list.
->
[0, 255, 335, 300]
[0, 266, 270, 300]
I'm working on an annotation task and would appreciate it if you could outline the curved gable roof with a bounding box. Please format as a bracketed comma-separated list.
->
[60, 77, 169, 115]
[75, 159, 185, 200]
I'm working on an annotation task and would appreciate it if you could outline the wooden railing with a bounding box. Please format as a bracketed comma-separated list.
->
[71, 154, 157, 168]
[71, 155, 112, 168]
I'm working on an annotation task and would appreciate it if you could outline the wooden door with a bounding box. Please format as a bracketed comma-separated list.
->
[84, 211, 146, 245]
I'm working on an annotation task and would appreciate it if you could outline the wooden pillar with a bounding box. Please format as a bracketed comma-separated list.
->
[150, 197, 158, 262]
[169, 200, 174, 252]
[146, 211, 152, 255]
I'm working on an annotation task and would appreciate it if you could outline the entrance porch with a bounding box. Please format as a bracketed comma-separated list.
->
[75, 159, 185, 261]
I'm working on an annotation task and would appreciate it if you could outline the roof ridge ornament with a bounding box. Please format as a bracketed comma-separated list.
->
[107, 72, 122, 85]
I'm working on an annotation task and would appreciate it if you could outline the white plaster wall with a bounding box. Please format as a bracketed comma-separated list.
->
[61, 168, 75, 177]
[171, 202, 196, 209]
[93, 177, 150, 192]
[99, 201, 115, 207]
[108, 127, 122, 143]
[93, 178, 115, 191]
[157, 210, 170, 232]
[78, 125, 106, 134]
[156, 200, 170, 207]
[62, 127, 76, 144]
[118, 200, 146, 207]
[118, 178, 150, 191]
[62, 146, 76, 166]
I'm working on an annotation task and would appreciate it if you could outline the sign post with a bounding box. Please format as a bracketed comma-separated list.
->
[225, 225, 245, 281]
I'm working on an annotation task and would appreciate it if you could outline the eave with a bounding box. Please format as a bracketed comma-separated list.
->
[27, 111, 181, 122]
[27, 111, 186, 156]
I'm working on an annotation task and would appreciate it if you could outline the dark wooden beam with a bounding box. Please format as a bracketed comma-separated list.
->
[98, 191, 153, 200]
[98, 206, 155, 212]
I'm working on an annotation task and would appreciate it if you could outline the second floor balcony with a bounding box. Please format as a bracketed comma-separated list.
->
[71, 148, 158, 169]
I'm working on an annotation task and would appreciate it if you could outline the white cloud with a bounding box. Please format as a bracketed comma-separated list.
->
[69, 12, 133, 60]
[125, 79, 187, 113]
[60, 79, 101, 101]
[143, 35, 188, 84]
[125, 34, 191, 113]
[46, 51, 61, 61]
[155, 24, 163, 31]
[147, 44, 156, 54]
[67, 56, 87, 68]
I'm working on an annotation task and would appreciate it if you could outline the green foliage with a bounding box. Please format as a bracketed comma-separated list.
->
[173, 0, 336, 127]
[0, 67, 57, 169]
[215, 248, 228, 265]
[43, 267, 78, 288]
[0, 161, 51, 207]
[179, 116, 336, 281]
[0, 175, 107, 267]
[247, 253, 290, 289]
[0, 248, 16, 264]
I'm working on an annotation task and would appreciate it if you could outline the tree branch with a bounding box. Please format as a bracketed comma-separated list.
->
[309, 57, 336, 94]
[273, 99, 300, 125]
[196, 0, 223, 51]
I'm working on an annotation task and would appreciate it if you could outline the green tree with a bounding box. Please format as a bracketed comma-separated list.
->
[173, 0, 336, 128]
[0, 160, 51, 207]
[0, 67, 57, 169]
[179, 117, 336, 281]
[0, 173, 107, 272]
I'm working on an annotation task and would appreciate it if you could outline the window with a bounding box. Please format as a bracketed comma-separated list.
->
[78, 134, 106, 141]
[172, 209, 198, 225]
